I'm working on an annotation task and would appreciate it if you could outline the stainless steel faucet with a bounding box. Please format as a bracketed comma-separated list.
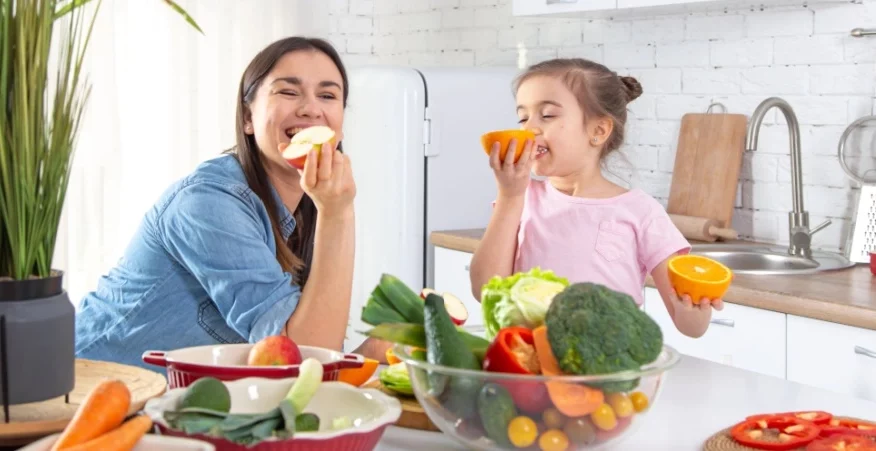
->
[745, 97, 832, 259]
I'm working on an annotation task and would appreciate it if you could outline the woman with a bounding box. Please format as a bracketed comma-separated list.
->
[75, 37, 387, 369]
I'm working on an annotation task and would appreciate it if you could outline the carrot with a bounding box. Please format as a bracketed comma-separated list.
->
[51, 379, 132, 451]
[532, 325, 604, 417]
[62, 415, 153, 451]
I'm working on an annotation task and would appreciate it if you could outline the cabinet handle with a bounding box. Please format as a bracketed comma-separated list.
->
[464, 265, 470, 271]
[854, 346, 876, 359]
[710, 318, 735, 327]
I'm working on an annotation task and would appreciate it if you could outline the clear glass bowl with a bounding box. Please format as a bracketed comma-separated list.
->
[392, 326, 680, 450]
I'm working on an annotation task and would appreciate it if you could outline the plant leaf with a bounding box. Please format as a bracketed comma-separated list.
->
[163, 0, 204, 34]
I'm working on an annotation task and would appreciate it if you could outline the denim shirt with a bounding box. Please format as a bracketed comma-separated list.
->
[75, 154, 301, 370]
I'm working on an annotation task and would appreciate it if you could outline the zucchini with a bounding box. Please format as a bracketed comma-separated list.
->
[477, 383, 518, 447]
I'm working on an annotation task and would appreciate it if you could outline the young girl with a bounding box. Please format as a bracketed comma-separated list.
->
[469, 58, 722, 338]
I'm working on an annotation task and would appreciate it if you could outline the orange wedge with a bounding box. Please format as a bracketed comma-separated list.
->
[480, 129, 536, 163]
[337, 358, 379, 387]
[668, 254, 733, 304]
[385, 348, 401, 365]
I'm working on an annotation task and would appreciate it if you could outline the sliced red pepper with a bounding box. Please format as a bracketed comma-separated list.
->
[482, 327, 550, 413]
[747, 411, 834, 426]
[482, 326, 540, 374]
[730, 416, 821, 450]
[806, 433, 876, 451]
[819, 418, 876, 439]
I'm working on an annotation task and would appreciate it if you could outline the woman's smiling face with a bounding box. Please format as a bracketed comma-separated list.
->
[244, 50, 345, 170]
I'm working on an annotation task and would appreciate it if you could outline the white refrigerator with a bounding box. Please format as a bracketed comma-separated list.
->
[341, 65, 522, 351]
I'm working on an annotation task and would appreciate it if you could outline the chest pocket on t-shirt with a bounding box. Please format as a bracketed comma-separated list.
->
[595, 220, 635, 263]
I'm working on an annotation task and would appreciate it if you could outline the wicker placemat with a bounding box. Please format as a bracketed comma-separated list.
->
[703, 417, 868, 451]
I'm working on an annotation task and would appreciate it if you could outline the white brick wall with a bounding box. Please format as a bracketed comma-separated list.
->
[327, 0, 876, 253]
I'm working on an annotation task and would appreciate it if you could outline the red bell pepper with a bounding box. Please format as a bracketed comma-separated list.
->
[730, 416, 821, 450]
[819, 418, 876, 440]
[805, 434, 876, 451]
[483, 327, 540, 375]
[747, 411, 834, 426]
[482, 327, 550, 414]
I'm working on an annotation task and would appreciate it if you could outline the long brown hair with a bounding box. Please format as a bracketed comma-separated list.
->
[230, 37, 349, 287]
[513, 58, 642, 160]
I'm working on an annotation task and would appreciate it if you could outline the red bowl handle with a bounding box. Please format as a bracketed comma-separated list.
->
[142, 350, 168, 367]
[335, 353, 365, 370]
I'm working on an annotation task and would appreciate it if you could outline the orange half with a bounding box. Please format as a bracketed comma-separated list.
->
[667, 255, 733, 304]
[337, 358, 379, 387]
[480, 129, 536, 163]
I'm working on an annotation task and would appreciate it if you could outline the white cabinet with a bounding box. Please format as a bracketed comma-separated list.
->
[643, 287, 786, 379]
[787, 315, 876, 402]
[512, 0, 616, 15]
[433, 248, 483, 327]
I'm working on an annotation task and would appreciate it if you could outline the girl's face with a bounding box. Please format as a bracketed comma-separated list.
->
[515, 75, 605, 178]
[245, 50, 345, 172]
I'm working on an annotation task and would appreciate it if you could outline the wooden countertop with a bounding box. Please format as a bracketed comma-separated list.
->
[430, 229, 876, 331]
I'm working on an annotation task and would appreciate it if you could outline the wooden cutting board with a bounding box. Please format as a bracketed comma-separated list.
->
[0, 359, 167, 446]
[363, 380, 439, 432]
[667, 112, 748, 228]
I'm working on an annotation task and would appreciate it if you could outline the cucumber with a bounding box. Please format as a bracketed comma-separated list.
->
[362, 323, 489, 362]
[423, 293, 482, 418]
[295, 413, 320, 432]
[477, 383, 518, 447]
[379, 274, 425, 323]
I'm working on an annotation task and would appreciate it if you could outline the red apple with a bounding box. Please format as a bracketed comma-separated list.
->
[247, 335, 303, 366]
[282, 125, 336, 170]
[420, 288, 468, 325]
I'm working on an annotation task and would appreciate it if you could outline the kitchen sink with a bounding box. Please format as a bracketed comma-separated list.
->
[689, 243, 856, 275]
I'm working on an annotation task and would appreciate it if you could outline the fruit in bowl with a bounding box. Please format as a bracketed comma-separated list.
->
[356, 269, 680, 450]
[247, 335, 303, 366]
[144, 358, 402, 451]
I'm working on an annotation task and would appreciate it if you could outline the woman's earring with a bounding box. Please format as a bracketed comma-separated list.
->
[591, 137, 599, 145]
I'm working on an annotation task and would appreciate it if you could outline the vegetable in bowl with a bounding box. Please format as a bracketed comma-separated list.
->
[481, 267, 569, 340]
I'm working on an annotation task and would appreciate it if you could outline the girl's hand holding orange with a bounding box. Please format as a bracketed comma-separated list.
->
[489, 138, 534, 199]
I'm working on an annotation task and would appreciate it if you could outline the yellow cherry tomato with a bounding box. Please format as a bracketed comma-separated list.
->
[606, 392, 634, 418]
[542, 407, 566, 430]
[630, 391, 650, 413]
[538, 429, 570, 451]
[590, 403, 618, 431]
[508, 416, 538, 448]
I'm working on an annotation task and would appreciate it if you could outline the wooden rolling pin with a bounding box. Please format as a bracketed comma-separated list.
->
[669, 214, 738, 242]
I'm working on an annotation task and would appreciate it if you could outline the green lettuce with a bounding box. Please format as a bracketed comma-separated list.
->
[480, 267, 570, 340]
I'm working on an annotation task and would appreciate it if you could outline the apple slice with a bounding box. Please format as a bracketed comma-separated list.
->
[282, 125, 336, 170]
[420, 288, 469, 326]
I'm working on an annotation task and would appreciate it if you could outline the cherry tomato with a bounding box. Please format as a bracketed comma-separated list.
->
[539, 429, 570, 451]
[563, 417, 597, 445]
[591, 403, 618, 431]
[508, 415, 538, 448]
[542, 407, 566, 430]
[606, 392, 634, 418]
[629, 391, 649, 413]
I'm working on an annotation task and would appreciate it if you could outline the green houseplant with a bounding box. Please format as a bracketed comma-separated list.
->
[0, 0, 201, 415]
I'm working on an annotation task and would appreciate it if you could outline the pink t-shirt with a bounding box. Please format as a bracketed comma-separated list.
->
[511, 179, 690, 305]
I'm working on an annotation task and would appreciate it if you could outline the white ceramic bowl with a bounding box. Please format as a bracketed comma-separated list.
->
[20, 433, 215, 451]
[144, 378, 402, 451]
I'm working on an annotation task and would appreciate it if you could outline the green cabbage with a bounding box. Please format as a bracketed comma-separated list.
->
[480, 267, 570, 340]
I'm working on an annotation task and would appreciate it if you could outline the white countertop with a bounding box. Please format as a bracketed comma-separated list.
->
[373, 355, 876, 450]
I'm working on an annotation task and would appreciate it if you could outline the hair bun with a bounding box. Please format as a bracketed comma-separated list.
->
[619, 76, 643, 102]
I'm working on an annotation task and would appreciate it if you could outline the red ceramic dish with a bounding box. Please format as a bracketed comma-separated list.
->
[870, 251, 875, 276]
[142, 344, 364, 389]
[143, 378, 402, 451]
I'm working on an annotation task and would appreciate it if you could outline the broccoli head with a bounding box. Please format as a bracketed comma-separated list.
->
[544, 282, 663, 392]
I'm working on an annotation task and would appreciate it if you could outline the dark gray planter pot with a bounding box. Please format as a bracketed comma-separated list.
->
[0, 271, 75, 423]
